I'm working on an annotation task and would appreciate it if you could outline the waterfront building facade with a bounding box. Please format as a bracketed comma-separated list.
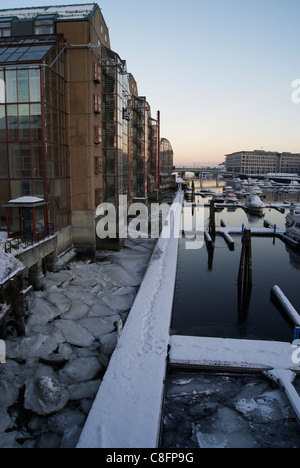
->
[0, 4, 169, 254]
[226, 150, 300, 175]
[160, 138, 175, 187]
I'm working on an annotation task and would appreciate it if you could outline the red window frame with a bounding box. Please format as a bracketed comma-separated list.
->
[0, 20, 12, 37]
[94, 156, 102, 175]
[93, 62, 101, 83]
[95, 188, 103, 207]
[0, 27, 11, 37]
[94, 125, 101, 144]
[34, 20, 54, 35]
[93, 94, 101, 113]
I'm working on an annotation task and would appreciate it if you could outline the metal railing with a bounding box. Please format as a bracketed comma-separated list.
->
[4, 224, 55, 254]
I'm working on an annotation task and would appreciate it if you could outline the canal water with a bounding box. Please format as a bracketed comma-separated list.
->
[161, 178, 300, 448]
[171, 179, 300, 343]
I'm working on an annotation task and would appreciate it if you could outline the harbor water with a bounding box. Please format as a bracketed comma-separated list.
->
[171, 179, 300, 342]
[161, 178, 300, 448]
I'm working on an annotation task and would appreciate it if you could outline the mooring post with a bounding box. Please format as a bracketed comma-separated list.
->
[238, 234, 246, 285]
[245, 229, 252, 287]
[238, 228, 253, 319]
[192, 181, 195, 203]
[238, 228, 252, 287]
[209, 200, 216, 238]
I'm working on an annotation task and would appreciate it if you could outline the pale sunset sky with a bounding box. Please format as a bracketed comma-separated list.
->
[4, 0, 300, 166]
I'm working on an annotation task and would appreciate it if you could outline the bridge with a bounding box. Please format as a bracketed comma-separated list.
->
[174, 166, 227, 174]
[174, 167, 233, 178]
[174, 167, 233, 186]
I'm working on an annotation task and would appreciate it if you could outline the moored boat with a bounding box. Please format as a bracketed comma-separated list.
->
[226, 192, 239, 204]
[245, 193, 265, 216]
[285, 205, 300, 243]
[212, 193, 225, 204]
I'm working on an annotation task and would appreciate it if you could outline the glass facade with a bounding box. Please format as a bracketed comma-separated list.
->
[133, 96, 149, 198]
[0, 35, 70, 234]
[148, 117, 159, 192]
[101, 47, 131, 208]
[0, 6, 167, 249]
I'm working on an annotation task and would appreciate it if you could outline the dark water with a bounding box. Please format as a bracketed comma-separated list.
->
[171, 185, 300, 342]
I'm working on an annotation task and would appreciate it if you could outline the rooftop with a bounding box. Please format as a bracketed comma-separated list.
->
[0, 3, 98, 22]
[0, 35, 63, 65]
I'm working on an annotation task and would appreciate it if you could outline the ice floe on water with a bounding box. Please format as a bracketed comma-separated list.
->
[161, 372, 300, 449]
[0, 239, 156, 448]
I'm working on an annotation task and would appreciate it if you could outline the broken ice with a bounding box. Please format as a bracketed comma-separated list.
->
[161, 372, 300, 449]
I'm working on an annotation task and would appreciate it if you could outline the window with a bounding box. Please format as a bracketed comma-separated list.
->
[35, 16, 54, 35]
[93, 94, 101, 113]
[93, 61, 101, 83]
[94, 156, 102, 174]
[0, 20, 12, 38]
[95, 188, 103, 207]
[94, 125, 101, 144]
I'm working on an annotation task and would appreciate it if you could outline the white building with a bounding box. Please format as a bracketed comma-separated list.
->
[226, 150, 300, 175]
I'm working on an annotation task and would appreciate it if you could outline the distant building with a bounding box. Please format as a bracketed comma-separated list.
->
[0, 4, 171, 254]
[225, 150, 300, 175]
[160, 138, 174, 187]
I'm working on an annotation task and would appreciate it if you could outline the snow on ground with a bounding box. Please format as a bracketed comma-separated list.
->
[0, 238, 156, 448]
[0, 250, 25, 286]
[77, 193, 184, 449]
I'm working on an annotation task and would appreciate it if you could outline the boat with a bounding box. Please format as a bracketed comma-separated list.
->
[235, 189, 247, 199]
[212, 193, 225, 204]
[285, 205, 300, 243]
[223, 186, 233, 194]
[251, 185, 263, 196]
[199, 188, 216, 196]
[244, 193, 265, 216]
[225, 192, 239, 204]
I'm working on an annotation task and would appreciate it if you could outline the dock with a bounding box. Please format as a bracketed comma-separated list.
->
[77, 192, 184, 448]
[77, 193, 300, 449]
[169, 335, 300, 373]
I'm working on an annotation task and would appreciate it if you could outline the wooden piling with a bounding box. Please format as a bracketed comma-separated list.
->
[209, 200, 216, 238]
[238, 229, 253, 320]
[238, 228, 253, 287]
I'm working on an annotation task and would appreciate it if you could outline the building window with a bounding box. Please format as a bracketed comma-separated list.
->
[35, 17, 54, 35]
[94, 125, 101, 144]
[94, 156, 102, 174]
[93, 94, 101, 113]
[93, 62, 101, 83]
[0, 20, 12, 37]
[95, 188, 103, 207]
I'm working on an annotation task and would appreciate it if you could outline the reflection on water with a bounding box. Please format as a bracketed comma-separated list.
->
[172, 179, 300, 343]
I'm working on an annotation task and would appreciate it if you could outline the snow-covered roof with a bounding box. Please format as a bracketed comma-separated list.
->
[0, 4, 97, 22]
[4, 196, 45, 207]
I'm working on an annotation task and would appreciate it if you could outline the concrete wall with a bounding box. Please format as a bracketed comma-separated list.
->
[56, 7, 110, 254]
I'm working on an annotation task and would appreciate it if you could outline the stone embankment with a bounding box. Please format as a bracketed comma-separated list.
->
[0, 238, 156, 448]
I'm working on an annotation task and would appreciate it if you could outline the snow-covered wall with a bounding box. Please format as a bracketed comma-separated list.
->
[77, 192, 184, 448]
